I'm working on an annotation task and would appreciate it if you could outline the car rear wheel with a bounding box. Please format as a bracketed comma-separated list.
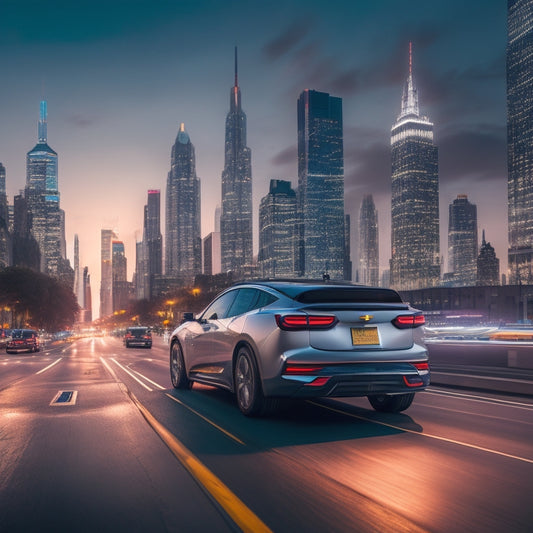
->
[234, 345, 279, 416]
[170, 341, 190, 389]
[367, 392, 415, 413]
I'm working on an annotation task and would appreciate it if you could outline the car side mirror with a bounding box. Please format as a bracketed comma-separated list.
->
[182, 312, 195, 322]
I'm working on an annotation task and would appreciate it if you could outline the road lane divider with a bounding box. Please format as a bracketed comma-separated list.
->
[129, 368, 166, 390]
[128, 390, 272, 533]
[310, 400, 533, 465]
[165, 393, 245, 446]
[36, 358, 62, 375]
[109, 358, 152, 391]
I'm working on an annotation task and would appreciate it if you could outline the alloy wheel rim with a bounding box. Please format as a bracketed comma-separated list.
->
[237, 355, 253, 409]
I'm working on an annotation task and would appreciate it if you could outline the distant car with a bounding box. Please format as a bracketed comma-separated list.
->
[169, 280, 430, 416]
[124, 327, 152, 348]
[0, 328, 11, 348]
[6, 329, 40, 354]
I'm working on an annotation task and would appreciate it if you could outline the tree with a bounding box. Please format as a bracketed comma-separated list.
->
[0, 267, 79, 331]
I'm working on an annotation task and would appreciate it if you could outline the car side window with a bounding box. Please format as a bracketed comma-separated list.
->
[226, 289, 258, 318]
[226, 288, 278, 318]
[201, 290, 238, 320]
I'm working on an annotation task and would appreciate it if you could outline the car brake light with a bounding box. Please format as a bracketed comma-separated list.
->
[276, 314, 337, 330]
[284, 364, 325, 374]
[403, 375, 424, 387]
[392, 314, 425, 329]
[413, 362, 429, 371]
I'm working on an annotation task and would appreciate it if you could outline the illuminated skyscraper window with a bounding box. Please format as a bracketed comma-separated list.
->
[390, 44, 440, 290]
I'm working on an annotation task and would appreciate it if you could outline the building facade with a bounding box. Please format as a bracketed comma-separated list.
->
[220, 48, 253, 274]
[447, 195, 478, 286]
[258, 179, 297, 278]
[166, 123, 201, 282]
[100, 229, 116, 318]
[297, 89, 345, 279]
[144, 189, 162, 297]
[112, 240, 129, 313]
[359, 195, 379, 286]
[507, 0, 533, 283]
[0, 162, 11, 268]
[390, 45, 440, 291]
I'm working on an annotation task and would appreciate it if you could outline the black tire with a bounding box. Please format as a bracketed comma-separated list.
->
[234, 345, 278, 416]
[170, 341, 190, 389]
[367, 393, 415, 413]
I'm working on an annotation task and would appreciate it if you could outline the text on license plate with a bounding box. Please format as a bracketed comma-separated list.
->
[351, 327, 379, 345]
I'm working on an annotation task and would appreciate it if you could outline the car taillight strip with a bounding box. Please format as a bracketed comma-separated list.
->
[276, 314, 337, 330]
[392, 314, 425, 329]
[284, 364, 325, 375]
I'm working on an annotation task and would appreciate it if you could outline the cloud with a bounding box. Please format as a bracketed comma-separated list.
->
[263, 20, 312, 61]
[271, 145, 297, 167]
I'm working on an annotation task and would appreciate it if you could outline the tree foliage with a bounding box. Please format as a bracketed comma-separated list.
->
[0, 266, 79, 331]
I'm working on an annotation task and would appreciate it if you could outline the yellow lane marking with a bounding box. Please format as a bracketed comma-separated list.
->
[309, 401, 533, 464]
[131, 392, 271, 533]
[36, 358, 62, 375]
[165, 393, 245, 446]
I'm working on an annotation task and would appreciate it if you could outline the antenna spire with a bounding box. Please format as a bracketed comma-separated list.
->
[234, 46, 238, 87]
[409, 41, 412, 75]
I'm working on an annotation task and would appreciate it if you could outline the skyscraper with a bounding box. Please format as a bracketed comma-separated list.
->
[478, 230, 500, 286]
[25, 101, 66, 275]
[220, 48, 253, 274]
[390, 44, 440, 290]
[507, 0, 533, 283]
[258, 179, 297, 277]
[144, 189, 162, 297]
[166, 123, 201, 282]
[0, 162, 11, 268]
[112, 240, 129, 312]
[447, 195, 478, 286]
[297, 89, 345, 279]
[359, 195, 379, 286]
[100, 229, 116, 318]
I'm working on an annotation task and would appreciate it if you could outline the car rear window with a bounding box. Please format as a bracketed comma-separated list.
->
[295, 288, 403, 304]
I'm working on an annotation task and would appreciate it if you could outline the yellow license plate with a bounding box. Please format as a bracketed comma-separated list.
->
[351, 327, 379, 346]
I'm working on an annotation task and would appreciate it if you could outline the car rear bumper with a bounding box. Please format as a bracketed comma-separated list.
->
[263, 361, 430, 398]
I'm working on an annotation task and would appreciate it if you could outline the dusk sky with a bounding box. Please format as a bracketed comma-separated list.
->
[0, 0, 507, 317]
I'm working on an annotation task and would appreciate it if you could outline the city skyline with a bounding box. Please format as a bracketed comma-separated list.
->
[0, 1, 507, 316]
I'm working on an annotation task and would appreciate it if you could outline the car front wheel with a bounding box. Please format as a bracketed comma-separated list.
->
[367, 393, 415, 413]
[170, 341, 190, 389]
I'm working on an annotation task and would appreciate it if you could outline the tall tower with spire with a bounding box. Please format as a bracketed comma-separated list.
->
[220, 48, 253, 274]
[166, 123, 201, 281]
[390, 44, 440, 290]
[25, 100, 67, 277]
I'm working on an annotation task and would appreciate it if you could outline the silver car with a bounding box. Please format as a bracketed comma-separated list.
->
[169, 280, 429, 416]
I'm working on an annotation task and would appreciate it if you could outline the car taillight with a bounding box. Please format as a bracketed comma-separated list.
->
[392, 314, 425, 329]
[276, 314, 337, 330]
[413, 362, 429, 371]
[284, 364, 325, 374]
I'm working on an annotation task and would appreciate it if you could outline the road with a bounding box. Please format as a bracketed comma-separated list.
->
[0, 336, 532, 532]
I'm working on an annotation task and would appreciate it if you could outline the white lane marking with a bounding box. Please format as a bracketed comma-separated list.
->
[432, 371, 532, 385]
[100, 357, 119, 380]
[36, 358, 62, 375]
[310, 401, 533, 465]
[165, 393, 245, 446]
[427, 388, 533, 410]
[110, 358, 152, 391]
[129, 368, 165, 390]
